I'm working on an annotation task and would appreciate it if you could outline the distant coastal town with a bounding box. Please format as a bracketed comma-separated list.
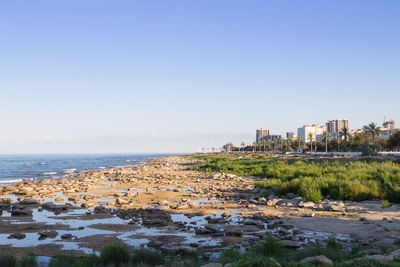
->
[201, 119, 400, 154]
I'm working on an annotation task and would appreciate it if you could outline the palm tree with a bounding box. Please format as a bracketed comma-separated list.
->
[322, 131, 329, 153]
[223, 142, 233, 152]
[287, 136, 292, 149]
[365, 122, 380, 144]
[308, 133, 314, 152]
[267, 139, 273, 151]
[240, 141, 245, 152]
[252, 141, 257, 152]
[296, 135, 301, 150]
[340, 127, 349, 152]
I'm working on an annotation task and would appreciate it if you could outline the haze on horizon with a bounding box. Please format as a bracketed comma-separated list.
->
[0, 1, 399, 154]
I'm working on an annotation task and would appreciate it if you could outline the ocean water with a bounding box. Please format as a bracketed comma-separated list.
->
[0, 154, 166, 183]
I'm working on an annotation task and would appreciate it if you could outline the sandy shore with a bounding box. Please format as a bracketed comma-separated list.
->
[0, 155, 399, 259]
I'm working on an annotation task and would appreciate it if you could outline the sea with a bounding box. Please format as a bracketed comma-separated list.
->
[0, 154, 167, 184]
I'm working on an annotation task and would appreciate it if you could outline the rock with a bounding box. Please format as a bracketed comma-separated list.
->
[158, 200, 169, 206]
[142, 218, 169, 227]
[225, 229, 243, 237]
[42, 203, 69, 212]
[8, 233, 26, 239]
[11, 208, 32, 216]
[299, 201, 315, 209]
[38, 230, 58, 239]
[94, 206, 107, 213]
[18, 199, 40, 205]
[247, 204, 257, 209]
[147, 241, 163, 248]
[200, 263, 223, 267]
[54, 197, 64, 202]
[116, 198, 128, 205]
[364, 254, 394, 263]
[61, 234, 73, 239]
[279, 240, 301, 248]
[390, 249, 400, 260]
[267, 198, 280, 206]
[81, 202, 94, 209]
[206, 217, 227, 224]
[258, 197, 267, 202]
[299, 255, 333, 265]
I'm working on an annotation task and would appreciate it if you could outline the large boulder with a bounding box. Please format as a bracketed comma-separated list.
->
[299, 255, 333, 265]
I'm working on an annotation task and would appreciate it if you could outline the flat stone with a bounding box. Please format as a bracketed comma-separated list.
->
[61, 234, 73, 239]
[8, 233, 26, 239]
[38, 230, 58, 238]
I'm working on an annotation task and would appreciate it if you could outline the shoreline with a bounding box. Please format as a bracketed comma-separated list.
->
[0, 154, 160, 186]
[0, 154, 399, 263]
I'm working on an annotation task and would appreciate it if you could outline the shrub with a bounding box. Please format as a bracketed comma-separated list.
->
[132, 249, 163, 265]
[0, 254, 16, 267]
[251, 234, 282, 257]
[302, 187, 322, 203]
[100, 243, 130, 266]
[48, 255, 76, 267]
[381, 199, 391, 208]
[220, 249, 241, 264]
[362, 144, 382, 156]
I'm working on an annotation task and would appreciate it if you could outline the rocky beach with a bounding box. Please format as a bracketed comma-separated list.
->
[1, 155, 400, 265]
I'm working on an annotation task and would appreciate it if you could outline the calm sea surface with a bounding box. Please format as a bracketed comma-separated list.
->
[0, 154, 167, 183]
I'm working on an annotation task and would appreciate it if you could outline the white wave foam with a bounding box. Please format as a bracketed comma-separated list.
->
[98, 166, 106, 169]
[42, 172, 57, 175]
[0, 179, 23, 184]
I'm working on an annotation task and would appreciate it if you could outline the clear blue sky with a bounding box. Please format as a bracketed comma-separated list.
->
[0, 1, 399, 153]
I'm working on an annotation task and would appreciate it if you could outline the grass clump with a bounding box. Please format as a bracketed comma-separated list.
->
[19, 254, 37, 267]
[100, 243, 130, 266]
[381, 199, 391, 208]
[131, 248, 163, 265]
[251, 234, 283, 257]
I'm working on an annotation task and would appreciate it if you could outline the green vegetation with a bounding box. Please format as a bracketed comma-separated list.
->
[188, 154, 400, 203]
[100, 243, 130, 266]
[0, 254, 17, 267]
[381, 199, 391, 208]
[46, 244, 201, 267]
[0, 238, 399, 267]
[218, 235, 400, 266]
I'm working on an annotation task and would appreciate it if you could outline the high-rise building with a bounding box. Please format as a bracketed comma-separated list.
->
[297, 124, 326, 143]
[286, 132, 297, 139]
[326, 119, 349, 133]
[256, 128, 270, 142]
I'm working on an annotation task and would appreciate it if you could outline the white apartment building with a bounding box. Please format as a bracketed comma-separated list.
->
[256, 128, 270, 142]
[297, 124, 326, 143]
